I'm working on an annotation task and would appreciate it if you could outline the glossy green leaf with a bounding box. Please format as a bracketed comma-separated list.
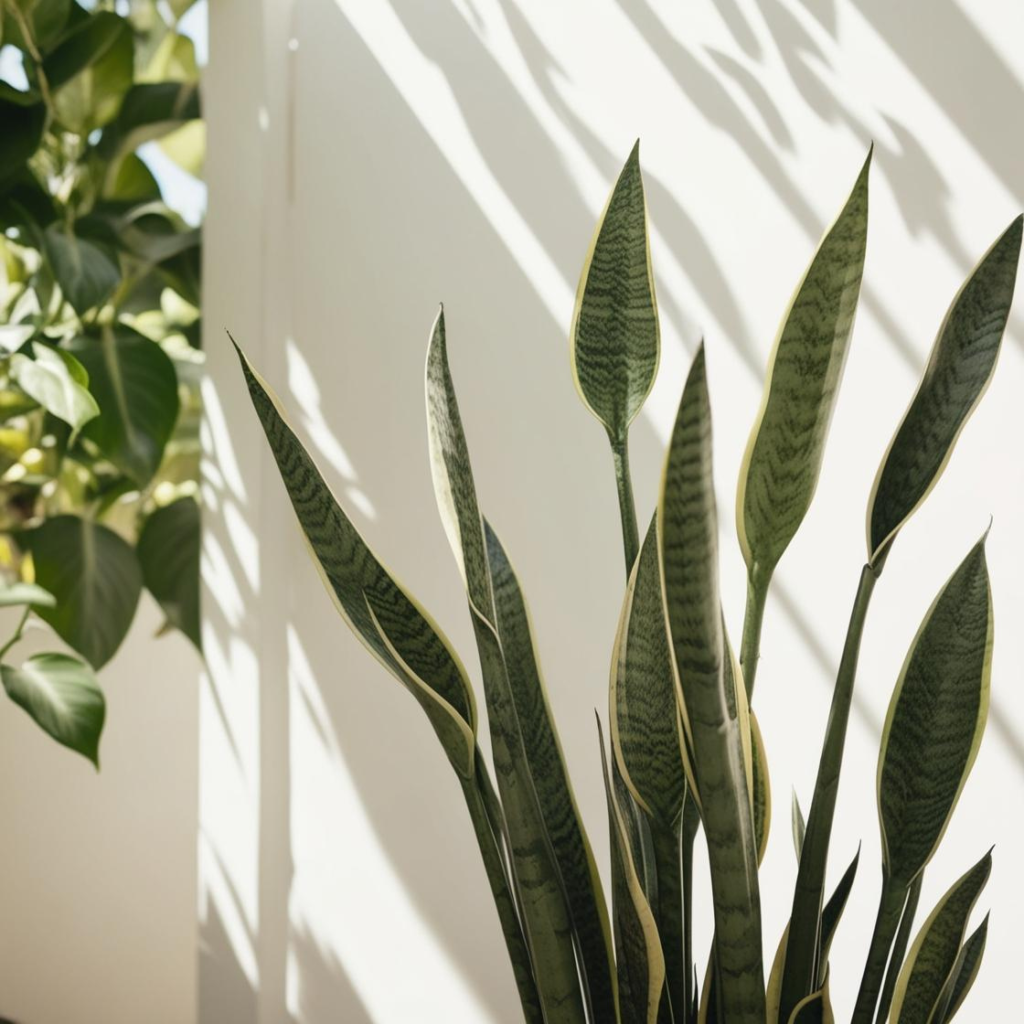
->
[44, 225, 120, 314]
[737, 150, 870, 583]
[24, 515, 142, 669]
[658, 343, 765, 1020]
[1, 652, 104, 766]
[43, 12, 125, 89]
[0, 94, 46, 182]
[9, 342, 99, 434]
[0, 581, 55, 608]
[890, 851, 991, 1024]
[878, 536, 992, 885]
[2, 0, 71, 54]
[610, 514, 685, 827]
[868, 217, 1021, 566]
[599, 717, 665, 1024]
[234, 340, 477, 777]
[137, 497, 200, 651]
[425, 308, 612, 1022]
[570, 141, 659, 441]
[935, 914, 987, 1023]
[70, 326, 180, 486]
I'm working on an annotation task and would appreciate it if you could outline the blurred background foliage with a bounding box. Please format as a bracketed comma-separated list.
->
[0, 0, 204, 760]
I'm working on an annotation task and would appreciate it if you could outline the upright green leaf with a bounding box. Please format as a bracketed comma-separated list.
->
[9, 343, 98, 435]
[44, 224, 120, 314]
[878, 535, 992, 886]
[737, 149, 870, 584]
[868, 217, 1021, 566]
[889, 851, 991, 1024]
[234, 340, 477, 777]
[137, 496, 200, 651]
[934, 914, 987, 1023]
[786, 978, 834, 1024]
[425, 309, 611, 1022]
[70, 326, 181, 486]
[2, 652, 104, 766]
[658, 343, 765, 1020]
[792, 791, 806, 863]
[599, 717, 664, 1024]
[23, 515, 142, 669]
[570, 140, 659, 442]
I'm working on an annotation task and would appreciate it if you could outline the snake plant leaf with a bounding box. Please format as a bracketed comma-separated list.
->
[889, 850, 991, 1024]
[737, 150, 870, 584]
[9, 343, 99, 436]
[610, 514, 685, 827]
[786, 977, 835, 1024]
[751, 711, 771, 865]
[70, 326, 181, 486]
[1, 652, 104, 766]
[233, 340, 477, 776]
[878, 535, 992, 885]
[934, 914, 988, 1022]
[599, 716, 665, 1024]
[868, 216, 1021, 567]
[24, 515, 142, 669]
[658, 343, 765, 1020]
[570, 141, 659, 441]
[792, 791, 806, 863]
[0, 581, 55, 608]
[425, 313, 612, 1021]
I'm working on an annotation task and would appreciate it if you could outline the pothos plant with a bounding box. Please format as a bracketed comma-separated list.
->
[235, 143, 1020, 1023]
[0, 0, 204, 766]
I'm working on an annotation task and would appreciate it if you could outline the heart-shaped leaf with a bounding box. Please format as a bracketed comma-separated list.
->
[868, 217, 1021, 566]
[44, 224, 120, 314]
[137, 496, 200, 650]
[2, 652, 104, 766]
[70, 326, 180, 485]
[9, 342, 99, 435]
[22, 514, 142, 669]
[878, 535, 992, 885]
[570, 141, 659, 442]
[738, 150, 870, 585]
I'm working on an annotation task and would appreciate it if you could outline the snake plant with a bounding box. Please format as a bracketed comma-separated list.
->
[235, 143, 1020, 1023]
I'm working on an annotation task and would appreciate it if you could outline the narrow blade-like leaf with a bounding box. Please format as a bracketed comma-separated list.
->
[878, 535, 992, 885]
[786, 977, 835, 1024]
[792, 791, 806, 863]
[868, 217, 1022, 566]
[889, 851, 991, 1024]
[570, 140, 659, 441]
[234, 340, 477, 776]
[737, 150, 870, 583]
[658, 343, 765, 1020]
[935, 914, 988, 1023]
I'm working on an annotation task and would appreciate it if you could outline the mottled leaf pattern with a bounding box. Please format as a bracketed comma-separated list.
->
[878, 536, 992, 885]
[868, 217, 1022, 565]
[658, 344, 765, 1020]
[738, 151, 870, 582]
[890, 851, 991, 1024]
[570, 141, 659, 440]
[935, 914, 988, 1022]
[751, 711, 771, 865]
[234, 342, 477, 776]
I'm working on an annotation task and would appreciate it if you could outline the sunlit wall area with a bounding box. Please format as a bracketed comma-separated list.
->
[204, 1, 1024, 1020]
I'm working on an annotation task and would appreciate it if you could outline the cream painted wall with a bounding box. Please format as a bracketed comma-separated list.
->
[203, 1, 1024, 1020]
[0, 597, 199, 1024]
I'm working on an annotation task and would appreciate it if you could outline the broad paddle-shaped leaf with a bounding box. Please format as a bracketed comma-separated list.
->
[868, 217, 1021, 567]
[658, 343, 765, 1020]
[878, 535, 992, 885]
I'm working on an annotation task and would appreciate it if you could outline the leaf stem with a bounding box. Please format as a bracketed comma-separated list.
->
[738, 574, 769, 699]
[875, 871, 922, 1023]
[610, 434, 639, 575]
[460, 764, 543, 1024]
[852, 874, 909, 1023]
[0, 605, 31, 661]
[779, 563, 879, 1019]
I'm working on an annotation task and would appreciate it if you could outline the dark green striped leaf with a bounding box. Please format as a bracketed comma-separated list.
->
[599, 716, 665, 1024]
[751, 711, 771, 865]
[878, 536, 992, 885]
[737, 150, 870, 584]
[786, 978, 834, 1024]
[610, 515, 685, 828]
[935, 914, 988, 1022]
[868, 217, 1021, 567]
[890, 851, 991, 1024]
[658, 343, 765, 1020]
[2, 652, 104, 767]
[570, 141, 659, 441]
[234, 340, 477, 777]
[426, 311, 613, 1023]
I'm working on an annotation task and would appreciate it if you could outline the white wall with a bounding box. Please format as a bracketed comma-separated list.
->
[203, 1, 1024, 1020]
[0, 597, 199, 1024]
